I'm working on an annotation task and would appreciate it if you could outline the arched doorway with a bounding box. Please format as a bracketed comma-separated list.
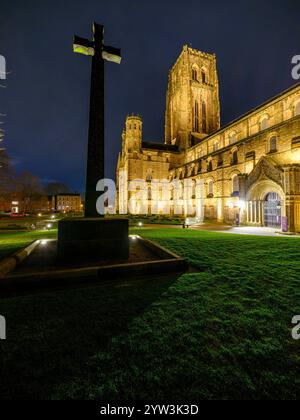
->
[246, 179, 285, 228]
[264, 192, 282, 228]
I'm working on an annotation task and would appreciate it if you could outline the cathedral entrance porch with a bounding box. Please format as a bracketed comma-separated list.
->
[245, 179, 286, 231]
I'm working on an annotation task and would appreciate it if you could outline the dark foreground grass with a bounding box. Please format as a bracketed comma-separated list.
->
[0, 228, 300, 399]
[54, 229, 300, 400]
[0, 273, 177, 399]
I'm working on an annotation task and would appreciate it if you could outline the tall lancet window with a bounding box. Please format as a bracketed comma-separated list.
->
[192, 68, 198, 81]
[194, 100, 200, 132]
[202, 101, 207, 133]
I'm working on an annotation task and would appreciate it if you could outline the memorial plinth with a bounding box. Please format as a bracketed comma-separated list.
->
[58, 218, 129, 261]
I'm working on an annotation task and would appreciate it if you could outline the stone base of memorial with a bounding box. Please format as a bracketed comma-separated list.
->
[57, 218, 129, 261]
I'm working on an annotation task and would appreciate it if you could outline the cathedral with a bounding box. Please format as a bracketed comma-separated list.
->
[116, 46, 300, 233]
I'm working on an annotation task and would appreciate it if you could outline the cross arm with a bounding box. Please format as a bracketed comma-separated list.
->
[73, 35, 95, 56]
[102, 45, 122, 64]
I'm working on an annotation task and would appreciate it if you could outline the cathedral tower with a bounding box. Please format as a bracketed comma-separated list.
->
[165, 45, 220, 150]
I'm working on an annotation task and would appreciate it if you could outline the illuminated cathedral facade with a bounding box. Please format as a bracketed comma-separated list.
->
[116, 46, 300, 233]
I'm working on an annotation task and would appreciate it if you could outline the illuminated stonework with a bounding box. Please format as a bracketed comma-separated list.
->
[116, 45, 300, 233]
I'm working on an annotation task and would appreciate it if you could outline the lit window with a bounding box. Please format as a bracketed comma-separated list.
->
[213, 142, 219, 152]
[260, 116, 269, 131]
[229, 132, 237, 145]
[295, 102, 300, 117]
[232, 175, 239, 194]
[217, 154, 223, 167]
[269, 136, 277, 153]
[146, 169, 153, 182]
[194, 100, 200, 132]
[202, 101, 207, 133]
[232, 150, 238, 165]
[208, 180, 214, 196]
[192, 68, 198, 81]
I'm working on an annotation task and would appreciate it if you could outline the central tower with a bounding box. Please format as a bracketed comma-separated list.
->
[165, 45, 220, 150]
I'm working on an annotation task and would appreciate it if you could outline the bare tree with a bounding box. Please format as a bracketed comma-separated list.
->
[0, 150, 16, 195]
[16, 171, 44, 213]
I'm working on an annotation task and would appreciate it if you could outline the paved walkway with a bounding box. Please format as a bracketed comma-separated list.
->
[144, 223, 299, 237]
[193, 225, 299, 237]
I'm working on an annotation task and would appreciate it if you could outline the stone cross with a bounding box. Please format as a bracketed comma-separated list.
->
[73, 22, 121, 217]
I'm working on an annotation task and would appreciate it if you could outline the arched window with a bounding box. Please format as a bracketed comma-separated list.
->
[213, 142, 219, 152]
[192, 67, 198, 81]
[260, 116, 269, 131]
[217, 154, 223, 167]
[229, 131, 237, 145]
[194, 100, 200, 132]
[232, 175, 239, 195]
[232, 150, 238, 165]
[207, 160, 213, 172]
[208, 180, 214, 196]
[146, 169, 153, 182]
[269, 136, 277, 153]
[198, 161, 202, 173]
[201, 70, 206, 84]
[295, 102, 300, 117]
[202, 101, 207, 133]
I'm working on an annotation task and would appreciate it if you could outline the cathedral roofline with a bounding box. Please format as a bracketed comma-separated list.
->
[142, 141, 180, 153]
[188, 81, 300, 151]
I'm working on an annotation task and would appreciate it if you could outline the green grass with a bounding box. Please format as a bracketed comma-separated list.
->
[108, 214, 184, 226]
[0, 230, 57, 259]
[0, 228, 300, 399]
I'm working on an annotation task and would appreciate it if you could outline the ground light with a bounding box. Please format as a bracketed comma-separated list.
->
[138, 222, 143, 227]
[129, 235, 139, 240]
[47, 223, 52, 230]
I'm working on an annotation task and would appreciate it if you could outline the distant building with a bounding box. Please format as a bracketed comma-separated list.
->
[51, 194, 82, 213]
[116, 45, 300, 233]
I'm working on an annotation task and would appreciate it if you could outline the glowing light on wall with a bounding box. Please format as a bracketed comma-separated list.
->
[238, 200, 246, 210]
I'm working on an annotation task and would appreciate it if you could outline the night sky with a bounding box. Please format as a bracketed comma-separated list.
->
[0, 0, 299, 192]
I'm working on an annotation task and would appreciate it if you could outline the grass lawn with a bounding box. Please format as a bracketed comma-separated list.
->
[0, 230, 57, 260]
[0, 228, 300, 399]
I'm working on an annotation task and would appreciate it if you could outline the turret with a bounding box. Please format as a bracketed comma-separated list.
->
[124, 115, 142, 152]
